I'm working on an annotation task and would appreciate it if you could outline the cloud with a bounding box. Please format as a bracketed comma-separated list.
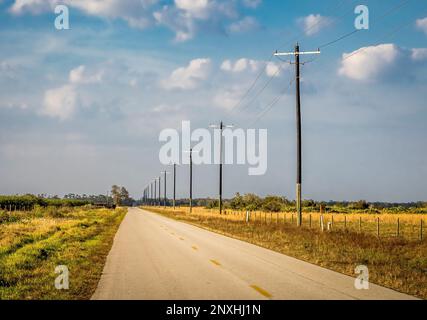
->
[339, 44, 400, 81]
[42, 85, 78, 121]
[242, 0, 262, 9]
[213, 87, 245, 110]
[9, 0, 261, 41]
[161, 58, 211, 90]
[228, 16, 259, 34]
[69, 65, 104, 84]
[221, 58, 282, 77]
[416, 17, 427, 35]
[153, 0, 246, 41]
[298, 14, 332, 36]
[411, 48, 427, 61]
[10, 0, 158, 29]
[175, 0, 211, 19]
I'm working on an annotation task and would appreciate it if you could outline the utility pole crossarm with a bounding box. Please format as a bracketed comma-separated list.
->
[274, 50, 320, 56]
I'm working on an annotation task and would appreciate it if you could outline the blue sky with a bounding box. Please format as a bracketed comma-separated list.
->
[0, 0, 426, 202]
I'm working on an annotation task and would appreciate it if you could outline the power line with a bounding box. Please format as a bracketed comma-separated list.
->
[225, 0, 355, 119]
[249, 78, 295, 128]
[318, 0, 413, 50]
[341, 17, 417, 63]
[275, 0, 356, 52]
[238, 60, 289, 114]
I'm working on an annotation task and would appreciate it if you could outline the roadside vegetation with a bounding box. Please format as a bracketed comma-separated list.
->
[0, 205, 126, 300]
[145, 205, 427, 299]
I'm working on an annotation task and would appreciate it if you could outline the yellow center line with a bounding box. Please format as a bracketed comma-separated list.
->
[210, 259, 221, 266]
[250, 285, 272, 299]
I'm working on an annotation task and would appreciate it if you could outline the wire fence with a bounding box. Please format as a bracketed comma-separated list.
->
[150, 207, 425, 242]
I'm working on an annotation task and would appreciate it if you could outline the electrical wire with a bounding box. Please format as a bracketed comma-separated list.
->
[318, 0, 413, 49]
[248, 78, 296, 128]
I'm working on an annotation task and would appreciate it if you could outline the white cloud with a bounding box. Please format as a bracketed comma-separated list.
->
[162, 58, 211, 90]
[221, 58, 281, 77]
[69, 65, 104, 85]
[242, 0, 262, 9]
[153, 0, 238, 42]
[213, 87, 245, 110]
[175, 0, 210, 19]
[9, 0, 260, 41]
[10, 0, 158, 29]
[416, 17, 427, 35]
[339, 44, 400, 81]
[411, 48, 427, 61]
[298, 14, 332, 36]
[42, 85, 77, 121]
[228, 16, 259, 34]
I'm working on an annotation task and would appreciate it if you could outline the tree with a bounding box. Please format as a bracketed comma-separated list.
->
[111, 185, 121, 206]
[262, 196, 284, 212]
[120, 187, 130, 201]
[230, 193, 245, 210]
[243, 193, 262, 211]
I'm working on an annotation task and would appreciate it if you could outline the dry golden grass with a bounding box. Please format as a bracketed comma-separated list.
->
[146, 206, 427, 299]
[167, 207, 426, 240]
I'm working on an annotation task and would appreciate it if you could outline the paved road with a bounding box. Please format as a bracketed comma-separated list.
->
[92, 208, 416, 300]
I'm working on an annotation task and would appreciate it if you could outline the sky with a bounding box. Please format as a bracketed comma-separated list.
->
[0, 0, 426, 202]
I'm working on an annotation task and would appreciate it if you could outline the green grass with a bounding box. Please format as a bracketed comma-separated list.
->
[146, 207, 427, 300]
[0, 206, 126, 300]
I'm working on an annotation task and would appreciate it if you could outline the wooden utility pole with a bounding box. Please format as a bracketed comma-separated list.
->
[153, 178, 157, 206]
[160, 171, 169, 208]
[210, 121, 233, 215]
[190, 149, 193, 213]
[158, 176, 161, 206]
[274, 44, 320, 227]
[173, 163, 176, 210]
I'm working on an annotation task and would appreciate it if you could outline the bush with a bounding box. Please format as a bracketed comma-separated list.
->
[0, 195, 89, 211]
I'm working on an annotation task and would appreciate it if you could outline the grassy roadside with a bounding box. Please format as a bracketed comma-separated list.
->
[0, 206, 126, 300]
[145, 207, 427, 300]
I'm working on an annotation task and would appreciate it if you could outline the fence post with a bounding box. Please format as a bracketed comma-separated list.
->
[420, 220, 423, 241]
[344, 215, 347, 230]
[320, 215, 324, 232]
[377, 218, 380, 237]
[309, 214, 312, 228]
[291, 214, 294, 225]
[397, 218, 400, 237]
[359, 217, 362, 233]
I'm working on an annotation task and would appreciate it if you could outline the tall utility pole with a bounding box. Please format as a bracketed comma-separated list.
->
[190, 149, 193, 213]
[210, 121, 233, 215]
[154, 179, 157, 207]
[184, 149, 198, 213]
[161, 170, 170, 208]
[158, 176, 161, 206]
[150, 181, 153, 206]
[274, 44, 320, 227]
[173, 163, 177, 210]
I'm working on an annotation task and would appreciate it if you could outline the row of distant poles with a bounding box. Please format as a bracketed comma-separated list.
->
[142, 44, 320, 225]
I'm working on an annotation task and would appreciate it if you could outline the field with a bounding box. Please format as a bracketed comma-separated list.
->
[0, 206, 126, 300]
[184, 207, 425, 240]
[145, 206, 427, 299]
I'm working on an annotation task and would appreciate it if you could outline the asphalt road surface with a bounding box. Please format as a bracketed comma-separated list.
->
[92, 208, 416, 300]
